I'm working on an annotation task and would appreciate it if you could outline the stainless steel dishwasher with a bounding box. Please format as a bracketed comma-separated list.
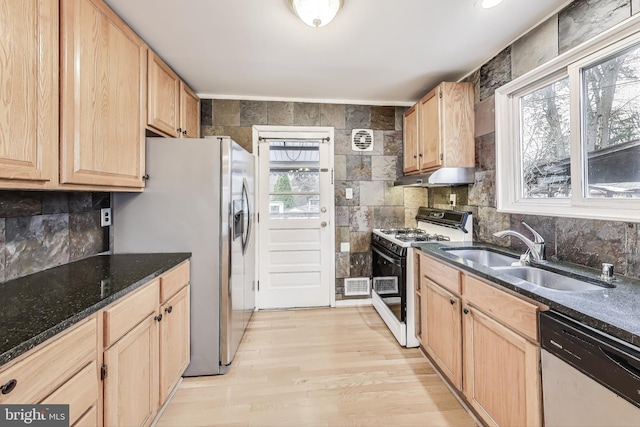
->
[540, 311, 640, 426]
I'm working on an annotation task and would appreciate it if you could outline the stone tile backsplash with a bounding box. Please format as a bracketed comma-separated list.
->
[0, 191, 110, 282]
[441, 0, 640, 279]
[201, 99, 423, 298]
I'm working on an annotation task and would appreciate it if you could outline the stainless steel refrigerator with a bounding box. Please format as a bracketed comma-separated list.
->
[113, 136, 255, 376]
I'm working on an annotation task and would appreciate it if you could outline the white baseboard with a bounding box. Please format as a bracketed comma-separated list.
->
[335, 298, 372, 307]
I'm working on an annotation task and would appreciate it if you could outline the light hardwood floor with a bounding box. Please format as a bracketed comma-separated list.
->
[157, 307, 477, 427]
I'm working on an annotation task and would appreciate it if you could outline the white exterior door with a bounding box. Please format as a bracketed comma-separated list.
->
[255, 127, 335, 309]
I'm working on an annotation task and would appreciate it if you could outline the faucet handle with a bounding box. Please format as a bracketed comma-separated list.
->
[522, 222, 544, 244]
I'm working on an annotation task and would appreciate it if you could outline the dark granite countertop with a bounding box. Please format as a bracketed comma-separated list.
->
[414, 242, 640, 348]
[0, 253, 191, 367]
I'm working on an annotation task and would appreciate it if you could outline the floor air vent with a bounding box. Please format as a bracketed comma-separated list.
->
[344, 277, 371, 296]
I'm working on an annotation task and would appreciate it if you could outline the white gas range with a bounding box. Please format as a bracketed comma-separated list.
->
[371, 207, 473, 347]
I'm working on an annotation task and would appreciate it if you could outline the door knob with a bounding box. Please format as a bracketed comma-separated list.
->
[321, 207, 326, 213]
[321, 221, 327, 227]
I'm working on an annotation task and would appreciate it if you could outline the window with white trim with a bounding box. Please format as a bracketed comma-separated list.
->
[496, 15, 640, 222]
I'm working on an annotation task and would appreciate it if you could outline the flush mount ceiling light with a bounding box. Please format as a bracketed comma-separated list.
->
[480, 0, 504, 8]
[288, 0, 344, 28]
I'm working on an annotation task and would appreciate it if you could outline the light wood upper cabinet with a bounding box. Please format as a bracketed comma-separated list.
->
[148, 51, 180, 138]
[404, 82, 475, 174]
[403, 104, 419, 173]
[0, 0, 58, 189]
[180, 82, 201, 138]
[418, 89, 441, 170]
[147, 51, 200, 139]
[60, 0, 146, 188]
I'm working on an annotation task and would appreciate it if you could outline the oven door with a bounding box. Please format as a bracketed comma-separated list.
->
[371, 244, 406, 322]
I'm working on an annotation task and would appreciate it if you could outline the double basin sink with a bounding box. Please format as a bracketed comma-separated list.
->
[442, 248, 615, 292]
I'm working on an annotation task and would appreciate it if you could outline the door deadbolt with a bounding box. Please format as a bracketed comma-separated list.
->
[321, 207, 326, 213]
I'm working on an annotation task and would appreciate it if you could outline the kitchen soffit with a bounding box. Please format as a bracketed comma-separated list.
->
[104, 0, 571, 105]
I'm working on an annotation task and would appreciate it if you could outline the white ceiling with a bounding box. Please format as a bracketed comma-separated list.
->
[104, 0, 571, 106]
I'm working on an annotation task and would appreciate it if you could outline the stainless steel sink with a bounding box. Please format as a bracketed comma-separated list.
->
[492, 266, 613, 292]
[443, 248, 518, 267]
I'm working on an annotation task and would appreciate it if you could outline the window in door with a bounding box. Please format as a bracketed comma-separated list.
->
[268, 140, 321, 220]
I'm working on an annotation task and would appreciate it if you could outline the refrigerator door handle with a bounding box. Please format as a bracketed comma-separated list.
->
[241, 178, 251, 255]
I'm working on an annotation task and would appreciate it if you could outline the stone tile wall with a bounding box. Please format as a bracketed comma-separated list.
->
[431, 0, 640, 278]
[0, 191, 110, 282]
[201, 100, 426, 299]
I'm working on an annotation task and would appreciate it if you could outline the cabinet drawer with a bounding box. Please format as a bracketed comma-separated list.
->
[0, 317, 97, 404]
[421, 255, 461, 294]
[104, 280, 159, 347]
[464, 275, 539, 342]
[41, 361, 98, 426]
[160, 261, 189, 303]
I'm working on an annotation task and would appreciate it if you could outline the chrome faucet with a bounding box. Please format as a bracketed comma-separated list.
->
[493, 222, 546, 264]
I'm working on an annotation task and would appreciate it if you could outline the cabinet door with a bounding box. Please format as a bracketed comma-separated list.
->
[419, 88, 441, 170]
[159, 285, 190, 403]
[104, 314, 159, 427]
[463, 305, 541, 427]
[403, 105, 419, 173]
[440, 82, 475, 168]
[60, 0, 146, 188]
[180, 82, 200, 138]
[0, 0, 57, 188]
[425, 279, 462, 389]
[148, 51, 180, 137]
[40, 361, 100, 427]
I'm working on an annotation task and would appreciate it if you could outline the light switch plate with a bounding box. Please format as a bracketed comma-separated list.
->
[345, 188, 353, 200]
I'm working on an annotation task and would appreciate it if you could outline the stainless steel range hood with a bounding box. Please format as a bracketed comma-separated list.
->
[393, 167, 475, 187]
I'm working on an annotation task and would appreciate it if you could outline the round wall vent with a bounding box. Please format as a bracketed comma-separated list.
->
[351, 129, 374, 151]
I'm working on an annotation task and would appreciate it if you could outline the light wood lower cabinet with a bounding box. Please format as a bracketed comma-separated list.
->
[104, 313, 159, 427]
[41, 361, 100, 426]
[0, 260, 191, 427]
[424, 278, 462, 390]
[462, 304, 541, 427]
[160, 286, 190, 402]
[416, 252, 543, 427]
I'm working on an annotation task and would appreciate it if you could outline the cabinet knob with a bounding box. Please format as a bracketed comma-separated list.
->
[177, 128, 182, 133]
[419, 153, 423, 157]
[142, 174, 149, 181]
[182, 130, 187, 135]
[165, 305, 173, 314]
[154, 314, 163, 322]
[413, 155, 417, 159]
[450, 299, 455, 305]
[463, 308, 469, 315]
[1, 379, 17, 395]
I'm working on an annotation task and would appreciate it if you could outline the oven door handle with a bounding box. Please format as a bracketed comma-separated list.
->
[372, 246, 403, 267]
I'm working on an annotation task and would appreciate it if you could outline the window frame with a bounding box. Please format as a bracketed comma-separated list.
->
[496, 14, 640, 222]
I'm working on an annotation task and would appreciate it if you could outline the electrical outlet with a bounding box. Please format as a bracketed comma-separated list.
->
[449, 194, 457, 207]
[101, 208, 112, 227]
